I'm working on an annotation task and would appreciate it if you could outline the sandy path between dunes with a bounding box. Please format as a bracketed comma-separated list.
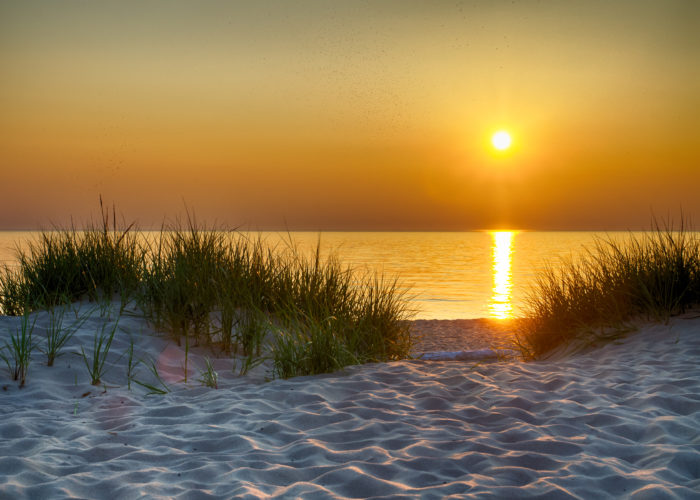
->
[0, 306, 699, 499]
[410, 318, 518, 354]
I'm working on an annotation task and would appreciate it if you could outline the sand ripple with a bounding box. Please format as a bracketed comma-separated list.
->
[1, 312, 699, 498]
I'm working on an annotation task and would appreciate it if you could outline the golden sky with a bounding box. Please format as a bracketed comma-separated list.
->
[1, 0, 699, 230]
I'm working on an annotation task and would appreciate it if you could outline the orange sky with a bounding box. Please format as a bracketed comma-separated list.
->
[1, 1, 699, 230]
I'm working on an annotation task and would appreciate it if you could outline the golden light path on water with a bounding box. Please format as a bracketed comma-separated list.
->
[489, 231, 515, 319]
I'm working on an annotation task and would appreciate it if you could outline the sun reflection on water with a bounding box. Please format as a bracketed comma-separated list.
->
[489, 231, 515, 319]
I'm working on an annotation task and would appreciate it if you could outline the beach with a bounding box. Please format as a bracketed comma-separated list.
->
[1, 304, 699, 499]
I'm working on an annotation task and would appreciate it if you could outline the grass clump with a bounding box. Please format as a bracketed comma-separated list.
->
[132, 357, 171, 395]
[272, 313, 358, 379]
[139, 218, 231, 346]
[0, 198, 144, 314]
[42, 305, 92, 366]
[197, 357, 218, 389]
[125, 338, 138, 390]
[0, 310, 37, 387]
[81, 319, 119, 385]
[518, 221, 700, 359]
[140, 221, 413, 378]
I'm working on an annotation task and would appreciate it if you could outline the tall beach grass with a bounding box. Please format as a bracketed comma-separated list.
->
[518, 221, 700, 359]
[139, 219, 413, 377]
[0, 199, 144, 314]
[1, 206, 413, 380]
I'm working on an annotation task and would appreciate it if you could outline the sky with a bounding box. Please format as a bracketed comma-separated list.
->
[1, 0, 699, 230]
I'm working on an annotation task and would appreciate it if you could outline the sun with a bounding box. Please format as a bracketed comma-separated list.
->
[491, 130, 512, 151]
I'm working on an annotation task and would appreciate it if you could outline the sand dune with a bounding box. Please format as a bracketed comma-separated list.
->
[1, 303, 699, 499]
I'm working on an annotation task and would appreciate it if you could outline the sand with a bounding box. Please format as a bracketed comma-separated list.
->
[410, 319, 518, 352]
[1, 302, 699, 499]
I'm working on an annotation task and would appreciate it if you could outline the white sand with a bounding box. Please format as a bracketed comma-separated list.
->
[1, 303, 699, 499]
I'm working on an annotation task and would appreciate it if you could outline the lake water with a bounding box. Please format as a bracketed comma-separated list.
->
[0, 231, 634, 320]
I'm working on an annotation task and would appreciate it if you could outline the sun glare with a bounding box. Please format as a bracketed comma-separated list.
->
[491, 131, 512, 151]
[489, 231, 515, 319]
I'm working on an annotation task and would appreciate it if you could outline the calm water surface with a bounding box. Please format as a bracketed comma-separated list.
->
[0, 231, 631, 319]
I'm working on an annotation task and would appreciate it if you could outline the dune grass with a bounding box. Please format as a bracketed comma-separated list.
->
[42, 305, 92, 366]
[517, 221, 700, 359]
[197, 357, 218, 389]
[139, 221, 413, 378]
[132, 357, 171, 395]
[0, 199, 144, 315]
[0, 310, 37, 387]
[271, 311, 359, 379]
[0, 207, 413, 381]
[125, 338, 138, 390]
[81, 319, 120, 386]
